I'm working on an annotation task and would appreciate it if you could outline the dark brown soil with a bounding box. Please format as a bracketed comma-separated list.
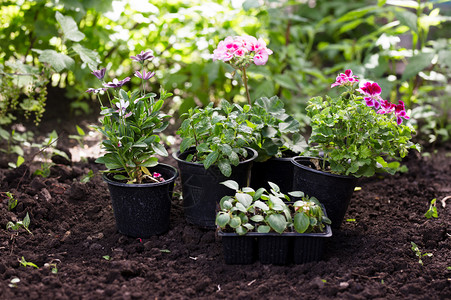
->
[0, 123, 450, 299]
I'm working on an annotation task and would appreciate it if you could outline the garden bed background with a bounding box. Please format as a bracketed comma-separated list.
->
[0, 115, 450, 299]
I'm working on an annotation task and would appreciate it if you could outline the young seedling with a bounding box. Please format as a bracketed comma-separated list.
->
[411, 242, 433, 266]
[68, 125, 86, 148]
[19, 256, 39, 269]
[4, 192, 18, 211]
[8, 277, 20, 288]
[80, 170, 94, 183]
[44, 262, 59, 274]
[424, 198, 438, 219]
[6, 212, 32, 235]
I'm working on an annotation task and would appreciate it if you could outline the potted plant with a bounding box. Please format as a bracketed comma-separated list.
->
[292, 69, 421, 229]
[173, 100, 258, 228]
[216, 180, 332, 265]
[212, 35, 306, 193]
[88, 50, 178, 238]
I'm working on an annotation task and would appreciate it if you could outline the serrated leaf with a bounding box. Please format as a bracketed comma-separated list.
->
[55, 12, 85, 42]
[39, 50, 75, 72]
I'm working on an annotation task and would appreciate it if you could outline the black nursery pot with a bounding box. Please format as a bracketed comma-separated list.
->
[250, 155, 295, 194]
[103, 163, 178, 238]
[291, 157, 358, 229]
[173, 147, 257, 228]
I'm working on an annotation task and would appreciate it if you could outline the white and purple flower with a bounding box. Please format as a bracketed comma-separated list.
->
[91, 68, 106, 80]
[134, 70, 156, 80]
[131, 50, 154, 63]
[103, 77, 131, 88]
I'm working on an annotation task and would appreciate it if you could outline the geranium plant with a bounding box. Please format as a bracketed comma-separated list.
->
[216, 180, 331, 235]
[89, 51, 173, 184]
[177, 100, 255, 177]
[305, 70, 421, 177]
[213, 36, 305, 161]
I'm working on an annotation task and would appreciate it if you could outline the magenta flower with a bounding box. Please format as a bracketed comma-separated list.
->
[103, 77, 131, 88]
[331, 69, 359, 88]
[131, 51, 154, 62]
[358, 82, 382, 109]
[394, 101, 410, 124]
[134, 70, 155, 80]
[91, 68, 106, 80]
[377, 99, 396, 114]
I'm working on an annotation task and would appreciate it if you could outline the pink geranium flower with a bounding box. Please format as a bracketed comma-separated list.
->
[358, 82, 382, 109]
[331, 69, 359, 88]
[394, 101, 410, 124]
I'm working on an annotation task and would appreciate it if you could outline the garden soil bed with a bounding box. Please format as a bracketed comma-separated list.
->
[0, 118, 450, 299]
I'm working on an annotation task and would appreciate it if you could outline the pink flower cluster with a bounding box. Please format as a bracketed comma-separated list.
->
[212, 36, 273, 66]
[331, 69, 410, 125]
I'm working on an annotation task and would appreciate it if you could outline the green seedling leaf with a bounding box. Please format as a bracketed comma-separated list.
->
[424, 198, 438, 219]
[266, 214, 287, 234]
[221, 180, 239, 191]
[216, 213, 230, 227]
[102, 255, 111, 260]
[236, 193, 253, 208]
[160, 249, 171, 253]
[294, 212, 310, 233]
[19, 257, 38, 269]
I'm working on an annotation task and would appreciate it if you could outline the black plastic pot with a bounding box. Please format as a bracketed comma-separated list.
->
[173, 147, 257, 228]
[250, 155, 295, 194]
[291, 157, 358, 229]
[103, 163, 178, 238]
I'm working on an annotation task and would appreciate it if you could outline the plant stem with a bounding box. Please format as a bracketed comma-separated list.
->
[242, 67, 251, 106]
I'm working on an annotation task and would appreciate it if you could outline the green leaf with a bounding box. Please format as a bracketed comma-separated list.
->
[152, 143, 168, 156]
[236, 226, 248, 235]
[204, 151, 219, 169]
[216, 213, 230, 227]
[401, 52, 435, 81]
[394, 9, 418, 32]
[257, 225, 270, 233]
[236, 193, 253, 208]
[253, 200, 269, 211]
[266, 214, 286, 234]
[180, 138, 195, 153]
[39, 50, 75, 72]
[221, 180, 239, 191]
[141, 157, 158, 167]
[55, 12, 85, 42]
[294, 212, 310, 233]
[218, 160, 232, 177]
[72, 44, 99, 70]
[250, 215, 264, 222]
[229, 216, 241, 228]
[273, 74, 298, 90]
[23, 212, 30, 229]
[75, 125, 85, 136]
[268, 182, 280, 193]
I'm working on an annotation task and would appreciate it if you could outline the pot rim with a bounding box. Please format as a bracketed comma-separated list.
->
[102, 163, 178, 187]
[172, 146, 258, 166]
[291, 156, 356, 180]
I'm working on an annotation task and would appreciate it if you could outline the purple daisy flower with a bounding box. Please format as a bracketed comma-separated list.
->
[103, 77, 131, 88]
[91, 68, 106, 80]
[134, 70, 156, 80]
[131, 50, 154, 62]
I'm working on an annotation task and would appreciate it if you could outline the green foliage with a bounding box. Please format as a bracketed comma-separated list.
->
[94, 88, 171, 184]
[216, 181, 330, 235]
[177, 100, 255, 177]
[246, 96, 306, 162]
[6, 212, 32, 235]
[305, 76, 420, 177]
[5, 192, 17, 211]
[424, 198, 438, 219]
[80, 170, 94, 184]
[411, 241, 433, 266]
[19, 257, 39, 269]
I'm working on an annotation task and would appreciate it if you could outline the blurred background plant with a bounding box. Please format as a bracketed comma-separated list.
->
[0, 0, 450, 168]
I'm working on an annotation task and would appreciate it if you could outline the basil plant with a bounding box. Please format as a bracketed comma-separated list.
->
[89, 51, 172, 184]
[216, 180, 331, 235]
[177, 100, 255, 177]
